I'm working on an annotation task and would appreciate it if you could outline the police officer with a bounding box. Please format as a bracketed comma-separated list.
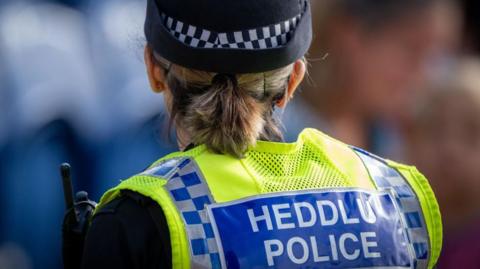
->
[81, 0, 442, 268]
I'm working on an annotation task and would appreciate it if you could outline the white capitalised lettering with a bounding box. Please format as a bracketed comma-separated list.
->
[262, 232, 381, 266]
[264, 239, 284, 266]
[247, 196, 379, 232]
[294, 202, 317, 228]
[286, 237, 310, 265]
[328, 234, 339, 261]
[356, 198, 376, 224]
[248, 205, 273, 232]
[361, 232, 381, 258]
[316, 200, 339, 226]
[310, 236, 330, 262]
[371, 195, 389, 217]
[272, 204, 295, 230]
[338, 200, 360, 224]
[339, 233, 360, 260]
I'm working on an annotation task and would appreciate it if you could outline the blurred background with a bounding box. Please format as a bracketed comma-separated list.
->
[0, 0, 478, 268]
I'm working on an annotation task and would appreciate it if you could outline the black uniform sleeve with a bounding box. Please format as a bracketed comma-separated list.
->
[81, 191, 172, 269]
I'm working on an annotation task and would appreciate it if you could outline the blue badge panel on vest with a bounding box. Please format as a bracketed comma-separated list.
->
[207, 190, 413, 269]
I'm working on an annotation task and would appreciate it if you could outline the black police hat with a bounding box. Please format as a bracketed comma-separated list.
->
[145, 0, 312, 74]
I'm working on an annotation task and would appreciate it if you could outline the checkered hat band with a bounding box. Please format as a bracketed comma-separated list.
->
[161, 13, 301, 49]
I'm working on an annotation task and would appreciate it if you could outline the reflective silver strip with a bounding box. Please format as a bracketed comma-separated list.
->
[353, 147, 431, 269]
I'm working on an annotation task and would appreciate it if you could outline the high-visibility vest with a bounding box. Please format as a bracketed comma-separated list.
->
[96, 128, 442, 269]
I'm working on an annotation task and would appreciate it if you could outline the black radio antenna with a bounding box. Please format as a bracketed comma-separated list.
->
[61, 163, 77, 222]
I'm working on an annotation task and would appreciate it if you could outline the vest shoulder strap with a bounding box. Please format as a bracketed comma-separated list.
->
[353, 147, 442, 269]
[96, 156, 196, 269]
[386, 159, 443, 268]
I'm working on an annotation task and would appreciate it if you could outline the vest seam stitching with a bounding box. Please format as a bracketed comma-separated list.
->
[351, 148, 379, 189]
[240, 158, 263, 194]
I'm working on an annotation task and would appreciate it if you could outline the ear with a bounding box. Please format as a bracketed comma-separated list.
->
[144, 45, 169, 93]
[276, 60, 306, 108]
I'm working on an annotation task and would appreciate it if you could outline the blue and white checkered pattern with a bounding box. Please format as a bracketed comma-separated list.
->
[161, 13, 301, 49]
[353, 147, 430, 269]
[143, 157, 221, 269]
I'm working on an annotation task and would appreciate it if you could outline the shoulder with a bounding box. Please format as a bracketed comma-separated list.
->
[91, 190, 161, 240]
[94, 190, 156, 218]
[96, 155, 195, 209]
[92, 188, 173, 245]
[301, 128, 440, 201]
[299, 127, 420, 174]
[83, 190, 172, 269]
[350, 146, 443, 267]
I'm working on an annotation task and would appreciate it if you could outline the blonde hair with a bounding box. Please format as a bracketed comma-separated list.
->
[153, 51, 303, 157]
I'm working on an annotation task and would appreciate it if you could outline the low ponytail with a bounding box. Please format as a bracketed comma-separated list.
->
[158, 54, 298, 158]
[184, 74, 265, 157]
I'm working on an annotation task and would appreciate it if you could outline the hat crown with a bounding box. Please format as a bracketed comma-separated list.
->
[156, 0, 306, 32]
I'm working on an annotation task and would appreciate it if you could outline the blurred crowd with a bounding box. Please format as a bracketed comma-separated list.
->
[0, 0, 479, 268]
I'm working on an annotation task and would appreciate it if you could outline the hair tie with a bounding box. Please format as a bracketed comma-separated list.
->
[165, 63, 172, 75]
[211, 73, 238, 87]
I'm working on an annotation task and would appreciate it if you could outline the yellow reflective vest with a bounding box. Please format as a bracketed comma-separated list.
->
[96, 128, 442, 269]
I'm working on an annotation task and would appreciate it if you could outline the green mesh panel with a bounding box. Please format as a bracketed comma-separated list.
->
[244, 140, 352, 193]
[119, 175, 167, 188]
